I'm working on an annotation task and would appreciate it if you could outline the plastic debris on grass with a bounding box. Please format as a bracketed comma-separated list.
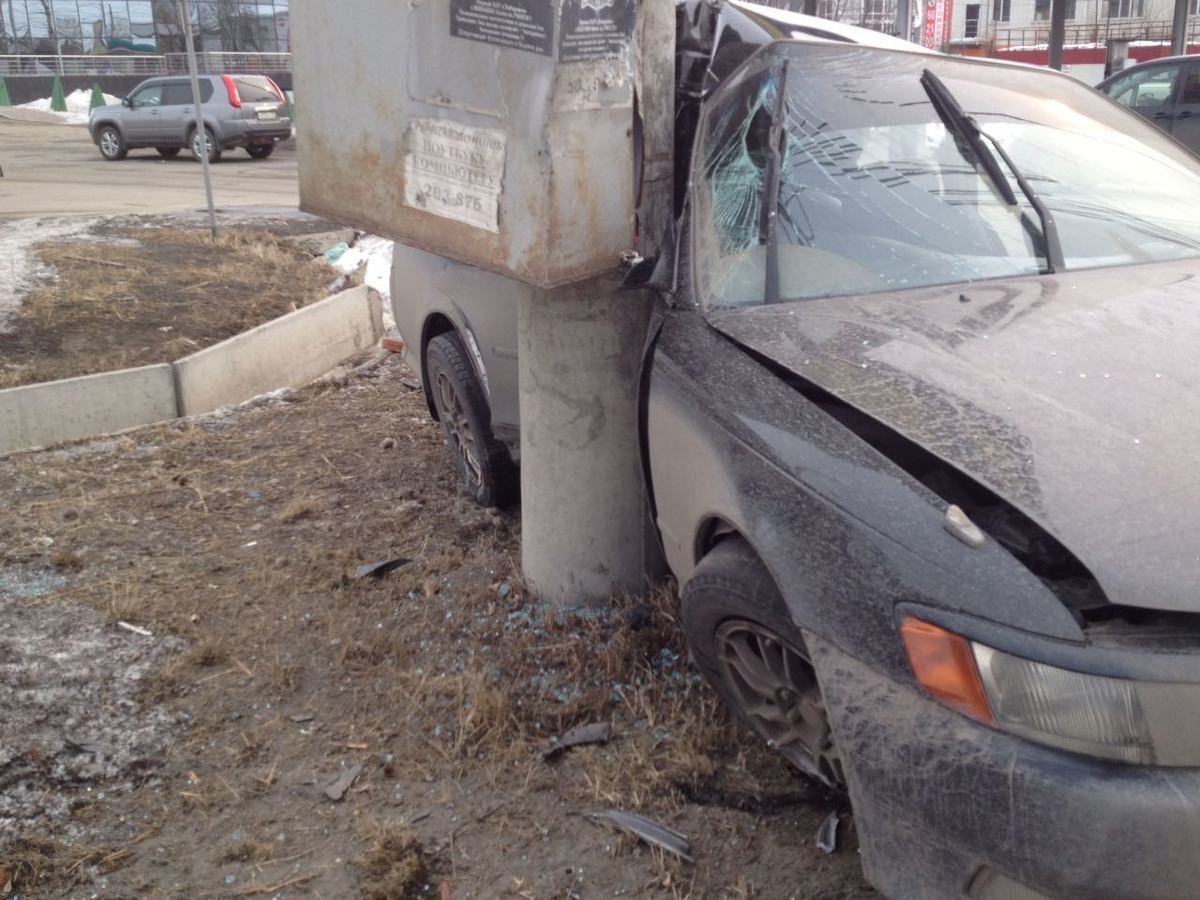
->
[332, 235, 395, 331]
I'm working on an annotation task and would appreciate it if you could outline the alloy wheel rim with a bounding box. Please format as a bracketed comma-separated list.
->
[193, 132, 211, 159]
[101, 131, 119, 156]
[435, 371, 483, 489]
[714, 619, 844, 787]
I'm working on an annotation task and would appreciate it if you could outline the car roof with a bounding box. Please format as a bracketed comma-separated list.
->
[1096, 53, 1199, 88]
[727, 0, 934, 53]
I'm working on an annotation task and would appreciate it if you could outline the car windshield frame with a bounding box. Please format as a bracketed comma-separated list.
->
[689, 41, 1200, 314]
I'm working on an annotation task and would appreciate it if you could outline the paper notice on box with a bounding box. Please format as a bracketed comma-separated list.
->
[403, 119, 507, 233]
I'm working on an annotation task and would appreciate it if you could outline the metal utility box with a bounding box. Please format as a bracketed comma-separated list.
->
[292, 1, 641, 288]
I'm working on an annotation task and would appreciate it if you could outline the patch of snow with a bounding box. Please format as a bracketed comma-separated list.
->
[0, 217, 96, 333]
[18, 88, 121, 126]
[333, 234, 395, 332]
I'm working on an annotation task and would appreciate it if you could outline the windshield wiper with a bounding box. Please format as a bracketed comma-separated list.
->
[762, 59, 789, 305]
[977, 131, 1066, 272]
[920, 68, 1064, 273]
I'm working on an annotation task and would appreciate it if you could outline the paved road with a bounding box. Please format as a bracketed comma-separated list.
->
[0, 116, 299, 221]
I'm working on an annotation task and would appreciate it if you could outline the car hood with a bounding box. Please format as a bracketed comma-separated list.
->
[709, 260, 1200, 613]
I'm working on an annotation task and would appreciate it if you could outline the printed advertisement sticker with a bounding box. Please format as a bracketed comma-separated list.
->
[403, 119, 508, 233]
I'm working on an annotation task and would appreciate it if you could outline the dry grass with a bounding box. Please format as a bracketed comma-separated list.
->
[0, 226, 334, 387]
[50, 550, 84, 571]
[104, 580, 147, 626]
[219, 840, 274, 865]
[279, 496, 322, 524]
[0, 356, 852, 898]
[1, 835, 59, 894]
[185, 636, 228, 668]
[357, 823, 429, 900]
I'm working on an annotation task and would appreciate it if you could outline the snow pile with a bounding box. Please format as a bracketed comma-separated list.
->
[332, 234, 395, 332]
[19, 88, 120, 125]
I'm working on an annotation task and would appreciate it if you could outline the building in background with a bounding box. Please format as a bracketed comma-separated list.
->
[751, 0, 910, 35]
[941, 0, 1199, 82]
[0, 0, 290, 58]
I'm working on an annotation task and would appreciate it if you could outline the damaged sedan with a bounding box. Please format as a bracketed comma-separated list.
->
[649, 12, 1200, 900]
[399, 3, 1200, 896]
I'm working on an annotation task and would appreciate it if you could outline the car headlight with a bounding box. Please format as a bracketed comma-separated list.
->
[972, 643, 1152, 764]
[901, 616, 1154, 765]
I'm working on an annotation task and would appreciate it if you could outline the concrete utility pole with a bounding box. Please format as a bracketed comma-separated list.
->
[518, 1, 673, 605]
[1048, 0, 1067, 70]
[1172, 0, 1189, 55]
[178, 0, 217, 240]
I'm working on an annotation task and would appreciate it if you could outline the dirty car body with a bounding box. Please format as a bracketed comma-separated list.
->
[648, 11, 1200, 900]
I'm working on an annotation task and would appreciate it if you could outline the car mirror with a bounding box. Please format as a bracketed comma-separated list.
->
[122, 96, 132, 108]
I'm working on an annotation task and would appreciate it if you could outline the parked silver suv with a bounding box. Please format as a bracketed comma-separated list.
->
[88, 74, 291, 163]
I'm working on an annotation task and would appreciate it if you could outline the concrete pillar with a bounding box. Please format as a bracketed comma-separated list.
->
[518, 278, 662, 606]
[517, 0, 674, 608]
[1172, 0, 1189, 56]
[1048, 0, 1067, 70]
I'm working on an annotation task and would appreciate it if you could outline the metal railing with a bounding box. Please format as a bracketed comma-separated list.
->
[162, 52, 292, 75]
[0, 51, 291, 77]
[993, 17, 1200, 48]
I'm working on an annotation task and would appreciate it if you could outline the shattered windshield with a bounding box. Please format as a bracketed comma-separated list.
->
[694, 44, 1200, 310]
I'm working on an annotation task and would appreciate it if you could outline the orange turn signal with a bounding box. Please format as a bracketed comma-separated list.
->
[900, 616, 994, 725]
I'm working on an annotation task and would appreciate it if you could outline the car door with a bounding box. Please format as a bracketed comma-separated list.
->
[124, 81, 165, 144]
[1169, 60, 1200, 155]
[1102, 61, 1183, 134]
[159, 81, 196, 145]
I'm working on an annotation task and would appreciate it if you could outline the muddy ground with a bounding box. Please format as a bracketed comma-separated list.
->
[0, 213, 349, 389]
[0, 349, 876, 899]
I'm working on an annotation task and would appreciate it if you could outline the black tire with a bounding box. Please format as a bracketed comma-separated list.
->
[190, 126, 222, 164]
[96, 125, 127, 161]
[156, 146, 181, 158]
[246, 144, 275, 160]
[682, 538, 845, 789]
[425, 332, 518, 508]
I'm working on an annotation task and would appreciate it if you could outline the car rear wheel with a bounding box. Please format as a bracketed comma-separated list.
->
[156, 147, 181, 158]
[97, 126, 127, 161]
[425, 332, 518, 508]
[190, 126, 222, 164]
[246, 144, 275, 160]
[682, 538, 845, 789]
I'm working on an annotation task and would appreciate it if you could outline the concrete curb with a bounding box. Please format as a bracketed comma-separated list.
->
[0, 364, 176, 456]
[0, 285, 382, 456]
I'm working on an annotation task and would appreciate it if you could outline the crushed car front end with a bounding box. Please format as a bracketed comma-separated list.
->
[812, 623, 1200, 900]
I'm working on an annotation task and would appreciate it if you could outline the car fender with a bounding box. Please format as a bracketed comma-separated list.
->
[647, 310, 1082, 685]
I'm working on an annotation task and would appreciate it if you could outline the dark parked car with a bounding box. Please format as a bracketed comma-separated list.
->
[400, 3, 1200, 897]
[88, 73, 291, 163]
[1097, 54, 1200, 154]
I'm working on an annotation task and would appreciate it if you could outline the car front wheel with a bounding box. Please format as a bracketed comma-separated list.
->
[682, 538, 845, 789]
[97, 125, 127, 161]
[425, 332, 517, 508]
[190, 126, 222, 164]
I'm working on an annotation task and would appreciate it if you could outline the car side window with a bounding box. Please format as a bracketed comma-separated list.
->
[162, 83, 191, 106]
[131, 84, 163, 108]
[1107, 64, 1180, 109]
[1179, 65, 1200, 105]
